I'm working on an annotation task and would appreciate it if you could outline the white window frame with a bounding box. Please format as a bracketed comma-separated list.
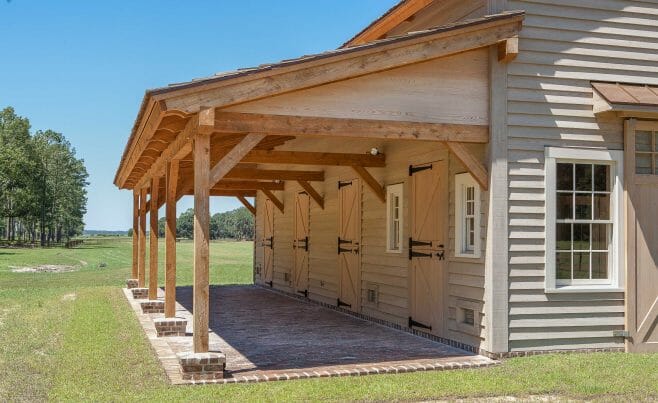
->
[386, 183, 404, 253]
[545, 147, 624, 293]
[455, 173, 481, 258]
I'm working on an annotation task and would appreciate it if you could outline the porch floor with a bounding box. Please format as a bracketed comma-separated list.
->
[123, 285, 496, 384]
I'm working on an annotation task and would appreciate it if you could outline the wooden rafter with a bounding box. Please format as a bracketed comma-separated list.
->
[212, 180, 284, 191]
[242, 150, 385, 167]
[446, 142, 489, 190]
[352, 166, 385, 203]
[225, 167, 324, 182]
[212, 112, 488, 143]
[236, 195, 256, 215]
[209, 133, 267, 187]
[209, 189, 257, 197]
[297, 180, 324, 209]
[261, 189, 284, 213]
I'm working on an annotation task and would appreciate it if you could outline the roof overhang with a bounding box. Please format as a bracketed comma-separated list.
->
[593, 82, 658, 118]
[115, 10, 524, 189]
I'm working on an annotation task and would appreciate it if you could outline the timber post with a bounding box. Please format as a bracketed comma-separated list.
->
[193, 132, 211, 353]
[149, 176, 160, 301]
[138, 187, 148, 288]
[165, 160, 179, 318]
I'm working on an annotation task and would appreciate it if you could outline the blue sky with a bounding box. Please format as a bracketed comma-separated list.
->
[0, 0, 398, 231]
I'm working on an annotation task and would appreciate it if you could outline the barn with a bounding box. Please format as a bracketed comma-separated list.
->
[115, 0, 658, 382]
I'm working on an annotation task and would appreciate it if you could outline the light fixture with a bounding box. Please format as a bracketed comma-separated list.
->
[370, 147, 380, 156]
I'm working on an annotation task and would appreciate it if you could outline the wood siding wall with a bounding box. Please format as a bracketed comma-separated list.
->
[501, 0, 658, 351]
[253, 138, 489, 348]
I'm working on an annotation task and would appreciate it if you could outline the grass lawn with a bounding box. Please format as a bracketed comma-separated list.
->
[0, 237, 656, 402]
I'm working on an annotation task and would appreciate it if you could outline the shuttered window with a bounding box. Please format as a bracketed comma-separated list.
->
[635, 130, 658, 175]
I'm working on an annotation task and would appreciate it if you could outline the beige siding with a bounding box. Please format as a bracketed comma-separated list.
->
[252, 137, 489, 348]
[501, 0, 658, 351]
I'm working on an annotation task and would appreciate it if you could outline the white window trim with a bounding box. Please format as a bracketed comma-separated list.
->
[455, 173, 481, 259]
[545, 147, 624, 293]
[386, 183, 404, 253]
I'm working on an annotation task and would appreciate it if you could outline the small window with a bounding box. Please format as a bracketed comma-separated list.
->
[634, 130, 658, 175]
[455, 173, 481, 258]
[462, 308, 475, 326]
[386, 183, 404, 253]
[365, 283, 379, 306]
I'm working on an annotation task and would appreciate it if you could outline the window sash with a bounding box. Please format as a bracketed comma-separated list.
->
[455, 174, 480, 258]
[386, 184, 403, 253]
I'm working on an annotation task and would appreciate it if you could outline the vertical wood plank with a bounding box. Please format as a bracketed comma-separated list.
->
[193, 133, 211, 353]
[624, 118, 636, 352]
[149, 176, 160, 300]
[165, 160, 179, 318]
[138, 187, 148, 288]
[131, 191, 139, 279]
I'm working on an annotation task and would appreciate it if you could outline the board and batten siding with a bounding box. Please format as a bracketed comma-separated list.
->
[501, 0, 658, 351]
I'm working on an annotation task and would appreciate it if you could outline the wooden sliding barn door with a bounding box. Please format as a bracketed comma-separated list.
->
[293, 191, 310, 297]
[261, 198, 274, 286]
[408, 160, 448, 336]
[337, 178, 361, 312]
[625, 120, 658, 352]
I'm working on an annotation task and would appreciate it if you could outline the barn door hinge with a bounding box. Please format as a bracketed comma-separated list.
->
[409, 237, 432, 260]
[409, 316, 432, 331]
[338, 237, 352, 254]
[338, 180, 352, 189]
[297, 289, 308, 298]
[294, 236, 309, 252]
[337, 298, 352, 309]
[409, 164, 432, 176]
[262, 236, 273, 249]
[266, 281, 273, 288]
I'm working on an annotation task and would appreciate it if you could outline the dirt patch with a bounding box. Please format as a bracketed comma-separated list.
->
[61, 293, 77, 302]
[10, 265, 77, 273]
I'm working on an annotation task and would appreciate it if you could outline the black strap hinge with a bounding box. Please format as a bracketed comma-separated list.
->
[409, 164, 432, 176]
[338, 180, 352, 189]
[409, 316, 432, 331]
[337, 298, 352, 309]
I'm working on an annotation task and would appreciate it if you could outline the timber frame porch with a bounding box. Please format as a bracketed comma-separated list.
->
[115, 11, 523, 378]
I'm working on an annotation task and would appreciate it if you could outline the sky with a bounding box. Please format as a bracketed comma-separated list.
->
[0, 0, 398, 231]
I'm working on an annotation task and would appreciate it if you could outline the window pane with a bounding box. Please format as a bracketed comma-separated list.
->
[556, 163, 573, 190]
[575, 164, 592, 191]
[591, 252, 608, 279]
[655, 155, 658, 175]
[592, 224, 609, 250]
[594, 193, 610, 220]
[575, 194, 592, 220]
[556, 223, 572, 251]
[573, 252, 590, 279]
[594, 165, 610, 192]
[636, 131, 652, 151]
[573, 223, 590, 250]
[636, 154, 652, 174]
[556, 193, 573, 219]
[655, 132, 658, 152]
[556, 252, 571, 280]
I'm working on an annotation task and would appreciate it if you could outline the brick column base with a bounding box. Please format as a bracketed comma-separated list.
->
[154, 318, 187, 337]
[126, 279, 138, 289]
[177, 352, 226, 381]
[140, 300, 165, 314]
[131, 287, 148, 299]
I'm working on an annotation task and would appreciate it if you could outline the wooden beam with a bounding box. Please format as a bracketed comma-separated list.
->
[497, 36, 519, 63]
[210, 189, 257, 197]
[212, 180, 284, 191]
[237, 195, 256, 215]
[226, 167, 324, 182]
[446, 142, 489, 190]
[131, 191, 139, 279]
[198, 107, 215, 134]
[164, 160, 179, 318]
[297, 180, 324, 209]
[242, 150, 386, 167]
[138, 187, 148, 288]
[213, 112, 489, 143]
[261, 189, 284, 213]
[149, 176, 160, 300]
[352, 166, 386, 203]
[193, 133, 211, 353]
[209, 133, 267, 187]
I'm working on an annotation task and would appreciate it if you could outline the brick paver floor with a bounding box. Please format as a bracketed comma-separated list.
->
[123, 285, 496, 384]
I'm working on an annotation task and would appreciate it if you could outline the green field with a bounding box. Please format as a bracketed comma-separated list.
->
[0, 237, 657, 402]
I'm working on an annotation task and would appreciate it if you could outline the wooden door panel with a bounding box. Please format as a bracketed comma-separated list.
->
[409, 160, 448, 336]
[262, 198, 274, 284]
[293, 192, 310, 294]
[338, 179, 361, 311]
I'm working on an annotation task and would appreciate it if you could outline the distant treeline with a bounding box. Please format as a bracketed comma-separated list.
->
[127, 207, 254, 240]
[0, 107, 89, 245]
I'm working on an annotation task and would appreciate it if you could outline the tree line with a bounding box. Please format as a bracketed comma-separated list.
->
[127, 206, 254, 240]
[0, 107, 89, 245]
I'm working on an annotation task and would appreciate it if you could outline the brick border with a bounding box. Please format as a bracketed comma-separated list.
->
[256, 284, 626, 360]
[122, 286, 498, 385]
